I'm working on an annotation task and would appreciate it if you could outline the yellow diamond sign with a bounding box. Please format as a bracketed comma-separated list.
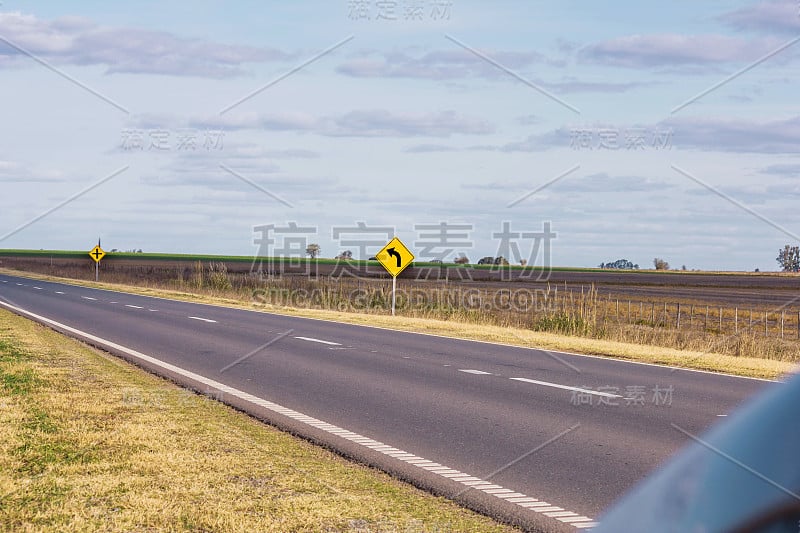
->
[376, 237, 414, 277]
[89, 245, 106, 263]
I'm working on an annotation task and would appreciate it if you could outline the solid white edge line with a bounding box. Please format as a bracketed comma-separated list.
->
[294, 336, 342, 346]
[458, 369, 492, 375]
[4, 273, 782, 383]
[125, 305, 143, 309]
[0, 299, 596, 530]
[510, 377, 623, 398]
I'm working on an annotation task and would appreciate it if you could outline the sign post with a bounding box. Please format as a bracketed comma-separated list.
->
[375, 237, 414, 316]
[88, 241, 106, 282]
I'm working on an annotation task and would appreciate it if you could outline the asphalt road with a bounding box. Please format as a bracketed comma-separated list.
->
[0, 273, 778, 532]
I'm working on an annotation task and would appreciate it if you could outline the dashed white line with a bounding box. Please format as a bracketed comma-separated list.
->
[81, 296, 97, 301]
[458, 369, 493, 375]
[125, 304, 143, 309]
[510, 377, 623, 398]
[33, 287, 42, 290]
[294, 336, 341, 346]
[148, 309, 158, 312]
[0, 299, 596, 530]
[55, 291, 65, 295]
[717, 414, 728, 417]
[15, 283, 23, 286]
[188, 316, 216, 323]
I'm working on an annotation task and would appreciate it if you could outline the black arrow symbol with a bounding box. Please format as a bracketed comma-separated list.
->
[387, 247, 402, 268]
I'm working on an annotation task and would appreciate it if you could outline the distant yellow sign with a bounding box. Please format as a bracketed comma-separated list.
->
[376, 237, 414, 277]
[89, 245, 106, 263]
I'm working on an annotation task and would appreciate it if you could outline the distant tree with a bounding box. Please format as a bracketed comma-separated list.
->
[776, 245, 800, 272]
[335, 250, 353, 260]
[493, 256, 509, 266]
[454, 255, 470, 265]
[653, 258, 670, 270]
[306, 243, 321, 259]
[601, 259, 637, 270]
[519, 259, 528, 266]
[681, 265, 687, 271]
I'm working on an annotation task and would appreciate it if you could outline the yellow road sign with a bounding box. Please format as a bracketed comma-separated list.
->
[376, 237, 414, 277]
[89, 245, 106, 263]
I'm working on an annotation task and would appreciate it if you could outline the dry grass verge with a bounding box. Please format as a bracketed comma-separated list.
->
[0, 309, 515, 532]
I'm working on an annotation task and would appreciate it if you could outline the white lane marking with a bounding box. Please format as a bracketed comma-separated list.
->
[188, 316, 217, 323]
[0, 280, 6, 283]
[110, 301, 118, 304]
[125, 305, 143, 309]
[0, 300, 596, 530]
[55, 291, 65, 295]
[81, 296, 97, 301]
[458, 369, 492, 375]
[510, 377, 623, 398]
[294, 336, 341, 346]
[148, 309, 158, 312]
[717, 414, 728, 417]
[33, 287, 42, 290]
[15, 283, 23, 286]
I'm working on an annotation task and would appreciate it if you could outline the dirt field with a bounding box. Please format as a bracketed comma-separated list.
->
[2, 253, 798, 309]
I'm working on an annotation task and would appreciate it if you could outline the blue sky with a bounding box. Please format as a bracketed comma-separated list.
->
[0, 1, 798, 270]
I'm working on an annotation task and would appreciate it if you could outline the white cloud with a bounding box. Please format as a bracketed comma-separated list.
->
[337, 48, 545, 80]
[0, 159, 64, 182]
[720, 0, 800, 34]
[579, 33, 791, 68]
[133, 109, 495, 138]
[0, 11, 293, 77]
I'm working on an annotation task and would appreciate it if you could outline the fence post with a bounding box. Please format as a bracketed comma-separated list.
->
[651, 303, 655, 326]
[663, 302, 667, 327]
[628, 300, 631, 324]
[705, 305, 709, 330]
[734, 307, 738, 334]
[676, 303, 681, 329]
[781, 311, 784, 339]
[690, 305, 694, 328]
[765, 311, 768, 336]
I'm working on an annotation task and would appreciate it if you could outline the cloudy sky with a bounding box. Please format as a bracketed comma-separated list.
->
[1, 0, 798, 270]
